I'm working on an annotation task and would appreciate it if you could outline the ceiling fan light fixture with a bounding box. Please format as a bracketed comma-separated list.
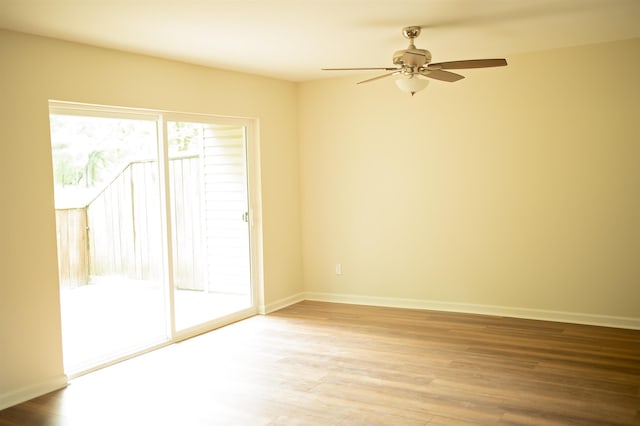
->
[395, 75, 429, 96]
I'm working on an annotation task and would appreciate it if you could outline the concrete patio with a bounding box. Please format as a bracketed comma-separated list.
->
[60, 278, 251, 374]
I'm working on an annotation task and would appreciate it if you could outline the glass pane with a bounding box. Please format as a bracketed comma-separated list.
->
[167, 121, 252, 331]
[50, 113, 168, 374]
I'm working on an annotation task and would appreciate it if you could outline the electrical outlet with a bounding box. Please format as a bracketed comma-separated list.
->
[335, 263, 342, 275]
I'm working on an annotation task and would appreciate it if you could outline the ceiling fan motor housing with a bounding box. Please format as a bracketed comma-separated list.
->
[393, 48, 431, 67]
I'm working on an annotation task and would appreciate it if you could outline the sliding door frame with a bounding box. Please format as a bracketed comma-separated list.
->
[50, 100, 264, 370]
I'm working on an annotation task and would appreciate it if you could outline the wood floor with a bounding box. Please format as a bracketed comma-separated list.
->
[1, 301, 639, 425]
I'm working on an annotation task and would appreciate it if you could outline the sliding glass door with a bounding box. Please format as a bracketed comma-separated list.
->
[166, 120, 252, 332]
[50, 111, 168, 373]
[50, 104, 258, 375]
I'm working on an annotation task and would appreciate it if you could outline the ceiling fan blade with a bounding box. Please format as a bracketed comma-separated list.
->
[357, 71, 400, 84]
[429, 59, 507, 70]
[420, 69, 464, 82]
[322, 67, 399, 71]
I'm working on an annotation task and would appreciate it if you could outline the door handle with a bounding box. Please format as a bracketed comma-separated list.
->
[242, 211, 249, 223]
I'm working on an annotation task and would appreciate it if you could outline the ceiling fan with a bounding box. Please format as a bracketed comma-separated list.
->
[322, 26, 507, 96]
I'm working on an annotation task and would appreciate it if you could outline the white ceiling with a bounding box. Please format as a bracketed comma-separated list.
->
[1, 0, 639, 82]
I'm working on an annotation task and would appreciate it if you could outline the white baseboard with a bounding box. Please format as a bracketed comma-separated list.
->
[0, 374, 68, 411]
[304, 292, 640, 330]
[259, 292, 306, 314]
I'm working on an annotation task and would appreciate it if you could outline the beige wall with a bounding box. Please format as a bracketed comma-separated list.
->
[299, 38, 640, 320]
[0, 30, 302, 403]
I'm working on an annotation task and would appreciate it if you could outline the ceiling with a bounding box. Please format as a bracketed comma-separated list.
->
[1, 0, 639, 82]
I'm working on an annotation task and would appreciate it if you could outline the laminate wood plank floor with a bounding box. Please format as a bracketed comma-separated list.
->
[1, 301, 639, 425]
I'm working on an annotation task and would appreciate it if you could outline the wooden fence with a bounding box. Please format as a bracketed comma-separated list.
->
[56, 156, 203, 290]
[55, 208, 89, 287]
